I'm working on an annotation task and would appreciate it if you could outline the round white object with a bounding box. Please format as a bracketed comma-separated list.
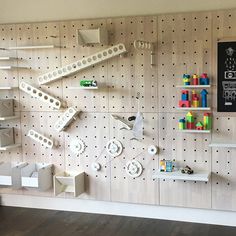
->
[91, 162, 101, 171]
[126, 160, 143, 178]
[106, 139, 123, 157]
[148, 145, 158, 155]
[70, 138, 86, 155]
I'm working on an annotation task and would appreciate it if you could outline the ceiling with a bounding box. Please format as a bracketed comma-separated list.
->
[0, 0, 236, 24]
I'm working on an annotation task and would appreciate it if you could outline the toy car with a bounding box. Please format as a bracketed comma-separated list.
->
[181, 165, 194, 175]
[80, 80, 97, 87]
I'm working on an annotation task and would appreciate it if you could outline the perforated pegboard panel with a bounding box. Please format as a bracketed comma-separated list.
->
[107, 16, 158, 113]
[110, 113, 158, 204]
[211, 114, 236, 211]
[210, 10, 236, 211]
[60, 19, 109, 112]
[64, 112, 111, 200]
[0, 10, 236, 211]
[159, 112, 211, 208]
[158, 12, 212, 112]
[17, 22, 63, 112]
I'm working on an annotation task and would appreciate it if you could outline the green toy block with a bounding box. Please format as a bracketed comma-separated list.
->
[186, 112, 194, 122]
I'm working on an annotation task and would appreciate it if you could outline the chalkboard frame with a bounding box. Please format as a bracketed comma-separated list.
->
[217, 39, 236, 112]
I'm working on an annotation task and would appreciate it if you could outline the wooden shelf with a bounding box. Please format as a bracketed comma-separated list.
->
[153, 170, 211, 182]
[0, 144, 21, 151]
[178, 129, 211, 133]
[67, 86, 98, 90]
[176, 85, 211, 89]
[0, 86, 17, 90]
[177, 107, 211, 111]
[0, 57, 17, 60]
[8, 45, 58, 50]
[209, 142, 236, 148]
[0, 115, 20, 121]
[0, 66, 27, 70]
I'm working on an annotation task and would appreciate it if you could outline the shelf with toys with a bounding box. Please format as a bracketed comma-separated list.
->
[153, 170, 210, 182]
[176, 85, 211, 89]
[177, 73, 212, 133]
[178, 111, 212, 133]
[178, 73, 210, 110]
[153, 160, 210, 182]
[176, 107, 211, 111]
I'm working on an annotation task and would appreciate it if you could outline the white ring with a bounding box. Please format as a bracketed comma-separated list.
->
[126, 160, 143, 178]
[91, 162, 101, 171]
[148, 145, 158, 155]
[106, 139, 123, 157]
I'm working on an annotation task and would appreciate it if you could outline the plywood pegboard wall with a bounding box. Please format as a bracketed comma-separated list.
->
[1, 9, 236, 211]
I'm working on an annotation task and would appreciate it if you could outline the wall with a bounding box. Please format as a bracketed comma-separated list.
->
[1, 0, 236, 24]
[1, 8, 236, 224]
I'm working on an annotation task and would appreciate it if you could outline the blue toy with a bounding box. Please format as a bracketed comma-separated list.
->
[200, 89, 208, 107]
[199, 73, 209, 85]
[183, 74, 191, 85]
[181, 90, 189, 101]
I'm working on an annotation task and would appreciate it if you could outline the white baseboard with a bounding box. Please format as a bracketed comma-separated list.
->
[1, 194, 236, 227]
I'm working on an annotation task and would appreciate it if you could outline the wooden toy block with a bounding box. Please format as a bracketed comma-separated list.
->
[181, 90, 189, 101]
[179, 118, 186, 130]
[186, 112, 194, 122]
[196, 121, 204, 130]
[187, 122, 195, 129]
[179, 100, 191, 107]
[193, 74, 199, 85]
[200, 73, 210, 85]
[192, 100, 199, 108]
[203, 113, 212, 130]
[183, 74, 191, 85]
[201, 89, 208, 108]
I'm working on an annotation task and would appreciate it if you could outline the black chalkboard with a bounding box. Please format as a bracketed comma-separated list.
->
[217, 41, 236, 112]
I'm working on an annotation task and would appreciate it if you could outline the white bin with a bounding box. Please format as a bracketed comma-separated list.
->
[54, 171, 84, 197]
[0, 162, 27, 188]
[21, 163, 53, 191]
